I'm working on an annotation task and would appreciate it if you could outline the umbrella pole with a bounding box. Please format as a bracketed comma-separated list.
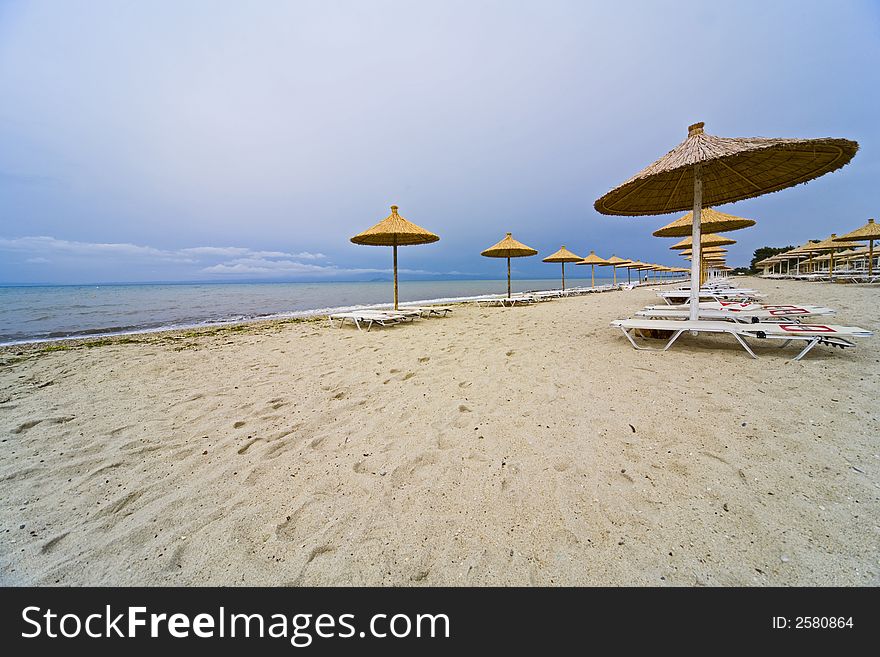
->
[393, 244, 399, 310]
[591, 264, 595, 288]
[627, 267, 631, 284]
[507, 256, 511, 299]
[690, 164, 702, 321]
[561, 262, 565, 291]
[870, 240, 874, 277]
[613, 266, 617, 287]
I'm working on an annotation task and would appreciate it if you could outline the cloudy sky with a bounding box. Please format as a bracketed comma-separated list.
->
[1, 0, 878, 284]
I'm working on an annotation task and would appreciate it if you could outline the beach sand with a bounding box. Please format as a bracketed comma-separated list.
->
[1, 276, 878, 586]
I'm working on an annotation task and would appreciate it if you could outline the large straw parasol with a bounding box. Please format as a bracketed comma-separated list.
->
[481, 232, 538, 298]
[605, 255, 631, 286]
[834, 218, 880, 277]
[669, 233, 736, 250]
[575, 250, 610, 287]
[351, 205, 439, 310]
[595, 122, 858, 320]
[542, 245, 583, 291]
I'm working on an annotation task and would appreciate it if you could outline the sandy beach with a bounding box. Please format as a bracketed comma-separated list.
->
[1, 276, 878, 586]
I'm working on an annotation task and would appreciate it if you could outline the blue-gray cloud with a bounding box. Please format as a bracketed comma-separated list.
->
[1, 0, 878, 284]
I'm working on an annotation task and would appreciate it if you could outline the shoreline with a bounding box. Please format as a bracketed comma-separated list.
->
[0, 278, 685, 350]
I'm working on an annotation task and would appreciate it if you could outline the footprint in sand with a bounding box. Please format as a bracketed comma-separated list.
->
[40, 532, 70, 554]
[233, 421, 246, 428]
[402, 372, 415, 381]
[418, 356, 430, 363]
[11, 416, 75, 434]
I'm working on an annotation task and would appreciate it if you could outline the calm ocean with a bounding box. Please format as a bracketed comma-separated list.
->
[0, 277, 632, 345]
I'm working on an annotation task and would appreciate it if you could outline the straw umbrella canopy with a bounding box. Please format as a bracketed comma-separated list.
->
[786, 240, 823, 273]
[652, 207, 756, 238]
[595, 122, 858, 320]
[834, 218, 880, 276]
[807, 234, 849, 276]
[605, 254, 631, 286]
[481, 232, 538, 298]
[542, 245, 583, 291]
[350, 205, 439, 310]
[669, 233, 736, 250]
[679, 247, 727, 257]
[575, 250, 610, 287]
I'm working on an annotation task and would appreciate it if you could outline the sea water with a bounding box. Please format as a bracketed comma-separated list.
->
[0, 277, 629, 345]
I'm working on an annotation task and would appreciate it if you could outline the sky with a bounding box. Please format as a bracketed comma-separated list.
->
[1, 0, 879, 284]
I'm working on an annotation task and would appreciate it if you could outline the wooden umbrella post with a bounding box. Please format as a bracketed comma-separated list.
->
[393, 244, 399, 310]
[591, 264, 595, 288]
[870, 239, 874, 277]
[507, 256, 511, 298]
[690, 163, 702, 322]
[561, 262, 565, 291]
[612, 266, 617, 286]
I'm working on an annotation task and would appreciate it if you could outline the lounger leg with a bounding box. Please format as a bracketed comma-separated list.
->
[662, 330, 685, 352]
[730, 332, 759, 359]
[792, 337, 820, 361]
[620, 327, 643, 350]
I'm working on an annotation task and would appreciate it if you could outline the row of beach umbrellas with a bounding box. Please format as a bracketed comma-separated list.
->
[350, 208, 688, 308]
[754, 218, 880, 277]
[350, 123, 859, 312]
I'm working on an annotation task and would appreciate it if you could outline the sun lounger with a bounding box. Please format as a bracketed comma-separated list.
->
[611, 318, 872, 360]
[475, 294, 537, 307]
[657, 289, 765, 304]
[328, 310, 413, 331]
[636, 303, 836, 323]
[401, 306, 453, 317]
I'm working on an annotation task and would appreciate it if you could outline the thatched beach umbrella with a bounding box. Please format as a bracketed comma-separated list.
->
[576, 250, 610, 287]
[652, 207, 756, 238]
[834, 218, 880, 277]
[807, 234, 847, 277]
[669, 233, 736, 250]
[605, 255, 631, 286]
[595, 122, 858, 320]
[542, 245, 583, 291]
[481, 232, 538, 298]
[351, 205, 439, 310]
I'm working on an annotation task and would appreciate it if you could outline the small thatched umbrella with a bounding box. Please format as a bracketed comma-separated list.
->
[595, 122, 858, 320]
[807, 234, 847, 277]
[542, 246, 583, 291]
[576, 250, 610, 287]
[605, 255, 631, 286]
[351, 205, 439, 310]
[669, 233, 736, 250]
[481, 232, 538, 298]
[834, 218, 880, 277]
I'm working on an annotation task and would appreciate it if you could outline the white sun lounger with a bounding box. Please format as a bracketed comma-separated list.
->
[636, 304, 836, 323]
[657, 288, 765, 303]
[328, 310, 413, 331]
[611, 318, 872, 360]
[475, 295, 536, 307]
[401, 306, 453, 317]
